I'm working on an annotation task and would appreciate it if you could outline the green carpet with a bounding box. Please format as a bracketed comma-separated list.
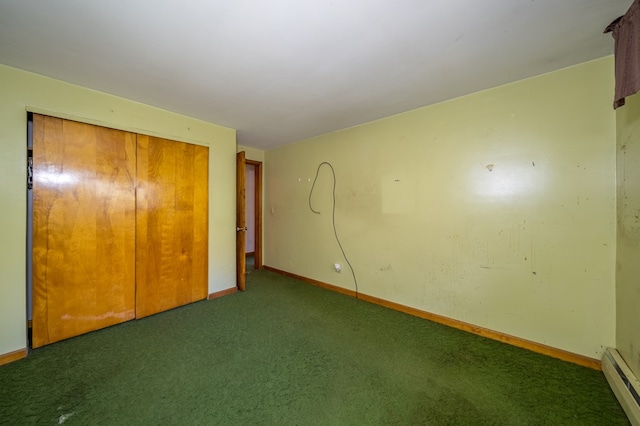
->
[0, 270, 629, 425]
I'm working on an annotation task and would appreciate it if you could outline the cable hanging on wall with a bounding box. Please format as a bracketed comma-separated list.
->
[308, 162, 359, 298]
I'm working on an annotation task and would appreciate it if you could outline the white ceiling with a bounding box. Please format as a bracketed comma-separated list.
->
[0, 0, 631, 149]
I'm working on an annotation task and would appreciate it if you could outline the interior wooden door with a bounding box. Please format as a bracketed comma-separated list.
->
[136, 135, 209, 318]
[32, 114, 136, 348]
[236, 151, 246, 291]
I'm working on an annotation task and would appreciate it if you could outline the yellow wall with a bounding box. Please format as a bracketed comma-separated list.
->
[265, 57, 617, 359]
[616, 92, 640, 377]
[0, 65, 237, 357]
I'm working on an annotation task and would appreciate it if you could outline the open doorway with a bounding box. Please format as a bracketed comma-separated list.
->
[236, 153, 262, 290]
[245, 160, 262, 272]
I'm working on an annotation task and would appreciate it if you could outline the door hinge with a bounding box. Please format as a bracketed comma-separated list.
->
[27, 149, 33, 190]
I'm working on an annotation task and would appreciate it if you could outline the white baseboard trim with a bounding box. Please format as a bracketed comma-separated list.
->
[602, 348, 640, 425]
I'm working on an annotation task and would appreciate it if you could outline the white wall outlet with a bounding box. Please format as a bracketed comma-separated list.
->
[334, 263, 342, 273]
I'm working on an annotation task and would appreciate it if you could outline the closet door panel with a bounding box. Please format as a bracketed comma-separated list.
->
[136, 135, 208, 318]
[32, 115, 136, 348]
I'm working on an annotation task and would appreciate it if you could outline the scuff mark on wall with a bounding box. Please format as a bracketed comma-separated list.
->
[379, 264, 393, 272]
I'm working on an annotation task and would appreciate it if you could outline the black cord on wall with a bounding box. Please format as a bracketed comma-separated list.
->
[308, 162, 359, 298]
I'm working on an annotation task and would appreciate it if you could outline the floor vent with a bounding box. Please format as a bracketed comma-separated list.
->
[602, 348, 640, 425]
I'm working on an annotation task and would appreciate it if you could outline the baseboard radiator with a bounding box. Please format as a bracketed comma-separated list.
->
[602, 348, 640, 425]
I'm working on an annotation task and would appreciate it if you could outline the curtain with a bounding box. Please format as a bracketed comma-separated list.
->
[606, 0, 640, 109]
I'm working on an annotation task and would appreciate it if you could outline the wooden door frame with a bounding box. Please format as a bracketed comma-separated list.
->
[246, 159, 263, 270]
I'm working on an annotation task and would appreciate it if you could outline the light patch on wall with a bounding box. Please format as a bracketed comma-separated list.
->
[381, 174, 417, 214]
[471, 161, 543, 200]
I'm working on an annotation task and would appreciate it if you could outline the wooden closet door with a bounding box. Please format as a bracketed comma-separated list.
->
[136, 135, 209, 318]
[32, 115, 136, 348]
